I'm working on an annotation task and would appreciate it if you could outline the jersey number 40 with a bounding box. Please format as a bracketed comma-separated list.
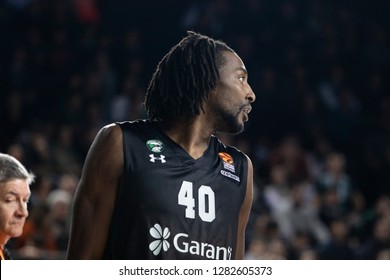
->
[178, 180, 216, 222]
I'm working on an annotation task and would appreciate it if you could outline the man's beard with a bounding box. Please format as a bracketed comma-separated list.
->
[213, 104, 245, 135]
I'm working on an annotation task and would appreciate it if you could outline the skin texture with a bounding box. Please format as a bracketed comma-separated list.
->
[66, 50, 256, 259]
[0, 179, 31, 247]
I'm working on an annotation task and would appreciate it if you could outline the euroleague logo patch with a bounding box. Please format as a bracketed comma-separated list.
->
[218, 152, 234, 164]
[218, 152, 235, 173]
[218, 152, 240, 182]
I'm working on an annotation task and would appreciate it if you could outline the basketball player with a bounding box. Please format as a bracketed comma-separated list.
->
[0, 153, 33, 260]
[67, 31, 256, 260]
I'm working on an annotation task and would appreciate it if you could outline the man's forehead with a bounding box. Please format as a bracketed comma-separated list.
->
[220, 51, 246, 71]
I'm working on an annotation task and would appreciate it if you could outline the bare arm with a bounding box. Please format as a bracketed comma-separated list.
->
[67, 124, 123, 259]
[235, 155, 254, 260]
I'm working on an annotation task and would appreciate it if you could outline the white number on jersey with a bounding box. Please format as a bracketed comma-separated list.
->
[178, 181, 216, 222]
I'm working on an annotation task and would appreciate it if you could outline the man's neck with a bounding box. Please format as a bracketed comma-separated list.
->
[157, 117, 213, 159]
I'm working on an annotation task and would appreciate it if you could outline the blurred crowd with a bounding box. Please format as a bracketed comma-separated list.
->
[0, 0, 389, 259]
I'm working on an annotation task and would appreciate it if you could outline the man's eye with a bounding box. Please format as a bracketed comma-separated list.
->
[238, 77, 244, 82]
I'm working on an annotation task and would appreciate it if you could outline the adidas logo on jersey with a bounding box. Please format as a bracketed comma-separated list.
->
[149, 223, 232, 260]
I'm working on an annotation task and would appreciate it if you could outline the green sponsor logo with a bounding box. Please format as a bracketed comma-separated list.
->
[146, 139, 164, 153]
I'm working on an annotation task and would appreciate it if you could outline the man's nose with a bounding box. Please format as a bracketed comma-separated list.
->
[246, 84, 256, 103]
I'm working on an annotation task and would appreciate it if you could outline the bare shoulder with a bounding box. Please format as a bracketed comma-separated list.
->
[90, 123, 123, 161]
[94, 123, 123, 148]
[79, 123, 124, 195]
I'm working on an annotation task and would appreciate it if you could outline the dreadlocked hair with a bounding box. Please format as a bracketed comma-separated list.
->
[145, 31, 234, 122]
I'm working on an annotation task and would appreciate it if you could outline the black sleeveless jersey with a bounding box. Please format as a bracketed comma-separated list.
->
[103, 120, 249, 260]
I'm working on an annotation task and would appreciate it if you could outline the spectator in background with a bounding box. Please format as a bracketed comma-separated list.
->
[244, 237, 269, 260]
[317, 152, 353, 209]
[357, 195, 390, 259]
[263, 164, 294, 239]
[357, 216, 390, 259]
[318, 217, 356, 260]
[299, 248, 318, 260]
[376, 249, 390, 260]
[269, 136, 309, 184]
[289, 181, 330, 245]
[347, 190, 376, 243]
[0, 153, 34, 260]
